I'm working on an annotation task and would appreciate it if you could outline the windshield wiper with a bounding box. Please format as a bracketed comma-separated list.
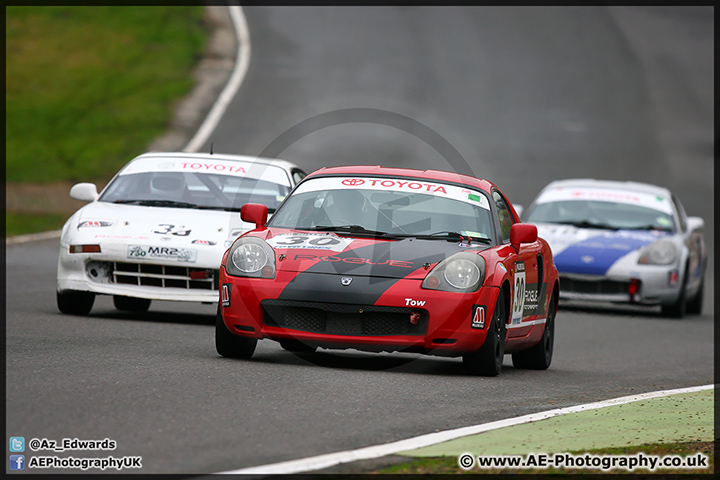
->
[563, 220, 619, 230]
[623, 224, 672, 232]
[308, 225, 399, 238]
[114, 199, 200, 208]
[114, 199, 259, 211]
[401, 231, 492, 244]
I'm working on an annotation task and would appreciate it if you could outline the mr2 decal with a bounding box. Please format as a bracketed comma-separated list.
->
[127, 245, 197, 262]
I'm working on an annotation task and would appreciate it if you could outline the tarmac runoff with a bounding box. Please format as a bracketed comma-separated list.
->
[221, 384, 714, 474]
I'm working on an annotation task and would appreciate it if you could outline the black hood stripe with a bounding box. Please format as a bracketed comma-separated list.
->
[277, 239, 485, 305]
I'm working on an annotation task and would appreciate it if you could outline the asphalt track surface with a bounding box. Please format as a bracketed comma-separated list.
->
[5, 6, 714, 475]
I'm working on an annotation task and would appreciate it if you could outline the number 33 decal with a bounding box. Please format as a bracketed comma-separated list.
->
[153, 224, 191, 236]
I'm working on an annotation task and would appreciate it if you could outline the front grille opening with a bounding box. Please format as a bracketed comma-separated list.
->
[116, 263, 139, 273]
[111, 262, 218, 291]
[166, 266, 185, 276]
[141, 277, 163, 287]
[234, 325, 256, 333]
[262, 300, 427, 336]
[145, 264, 163, 274]
[560, 276, 631, 295]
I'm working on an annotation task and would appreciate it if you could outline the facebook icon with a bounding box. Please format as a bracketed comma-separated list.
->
[10, 455, 25, 470]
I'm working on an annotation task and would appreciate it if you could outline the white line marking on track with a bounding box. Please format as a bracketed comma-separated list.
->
[218, 384, 713, 475]
[185, 5, 250, 153]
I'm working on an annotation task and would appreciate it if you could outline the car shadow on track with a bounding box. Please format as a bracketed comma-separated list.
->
[241, 347, 537, 377]
[83, 309, 215, 326]
[74, 296, 217, 325]
[560, 301, 665, 318]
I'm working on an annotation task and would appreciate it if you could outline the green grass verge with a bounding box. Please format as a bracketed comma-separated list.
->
[6, 6, 207, 185]
[373, 440, 714, 475]
[6, 213, 69, 237]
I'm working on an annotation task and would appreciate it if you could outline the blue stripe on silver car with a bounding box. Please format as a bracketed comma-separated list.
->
[554, 230, 669, 275]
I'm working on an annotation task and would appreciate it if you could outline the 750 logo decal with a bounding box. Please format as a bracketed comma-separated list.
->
[128, 245, 197, 262]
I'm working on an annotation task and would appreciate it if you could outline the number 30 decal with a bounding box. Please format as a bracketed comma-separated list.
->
[275, 236, 340, 246]
[267, 233, 353, 252]
[512, 261, 526, 324]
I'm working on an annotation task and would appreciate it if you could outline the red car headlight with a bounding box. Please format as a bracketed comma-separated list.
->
[225, 237, 276, 278]
[422, 252, 485, 292]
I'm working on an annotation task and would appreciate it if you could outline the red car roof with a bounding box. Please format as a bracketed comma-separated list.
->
[306, 165, 496, 193]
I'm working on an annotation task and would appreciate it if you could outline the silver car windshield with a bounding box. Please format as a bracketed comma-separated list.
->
[99, 171, 290, 212]
[269, 185, 494, 241]
[525, 200, 675, 232]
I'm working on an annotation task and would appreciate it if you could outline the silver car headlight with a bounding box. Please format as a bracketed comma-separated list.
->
[225, 237, 276, 278]
[422, 252, 485, 292]
[638, 239, 677, 265]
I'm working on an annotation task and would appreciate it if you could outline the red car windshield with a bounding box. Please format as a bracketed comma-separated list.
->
[269, 176, 494, 240]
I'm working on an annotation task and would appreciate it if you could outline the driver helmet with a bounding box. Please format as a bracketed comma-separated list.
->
[150, 174, 185, 196]
[326, 189, 365, 218]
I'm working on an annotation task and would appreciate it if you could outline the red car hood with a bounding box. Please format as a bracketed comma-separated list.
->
[250, 228, 486, 279]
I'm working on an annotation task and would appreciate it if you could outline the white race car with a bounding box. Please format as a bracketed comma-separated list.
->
[523, 179, 707, 317]
[56, 152, 307, 315]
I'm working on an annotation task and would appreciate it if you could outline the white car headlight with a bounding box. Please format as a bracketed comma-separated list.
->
[638, 239, 677, 265]
[226, 237, 276, 278]
[422, 252, 485, 292]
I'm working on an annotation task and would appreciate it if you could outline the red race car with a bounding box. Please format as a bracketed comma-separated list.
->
[217, 166, 559, 376]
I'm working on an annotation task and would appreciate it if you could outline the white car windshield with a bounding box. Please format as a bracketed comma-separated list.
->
[269, 176, 494, 241]
[525, 186, 676, 232]
[526, 199, 675, 232]
[99, 171, 291, 212]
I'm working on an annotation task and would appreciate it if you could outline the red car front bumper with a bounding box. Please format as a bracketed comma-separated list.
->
[220, 268, 504, 355]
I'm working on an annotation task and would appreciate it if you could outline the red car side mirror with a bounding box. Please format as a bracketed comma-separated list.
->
[240, 203, 268, 229]
[510, 223, 538, 250]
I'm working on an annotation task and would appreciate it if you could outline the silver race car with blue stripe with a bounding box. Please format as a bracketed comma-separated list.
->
[523, 179, 706, 317]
